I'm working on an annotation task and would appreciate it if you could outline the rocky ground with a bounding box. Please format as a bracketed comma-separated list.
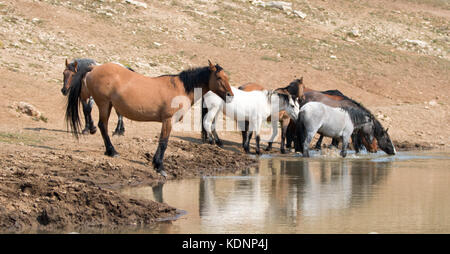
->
[0, 0, 448, 232]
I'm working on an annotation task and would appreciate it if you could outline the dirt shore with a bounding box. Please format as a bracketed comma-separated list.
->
[0, 136, 258, 233]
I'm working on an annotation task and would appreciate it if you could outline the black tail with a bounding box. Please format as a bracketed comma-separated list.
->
[65, 65, 94, 139]
[295, 111, 307, 153]
[125, 66, 135, 72]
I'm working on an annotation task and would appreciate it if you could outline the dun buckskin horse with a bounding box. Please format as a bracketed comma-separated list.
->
[66, 60, 234, 177]
[63, 58, 128, 136]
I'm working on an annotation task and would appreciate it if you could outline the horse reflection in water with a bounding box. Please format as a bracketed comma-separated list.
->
[193, 159, 391, 228]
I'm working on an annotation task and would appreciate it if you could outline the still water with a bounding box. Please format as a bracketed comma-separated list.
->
[122, 150, 450, 234]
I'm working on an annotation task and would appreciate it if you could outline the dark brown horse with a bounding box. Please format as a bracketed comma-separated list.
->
[63, 59, 126, 136]
[66, 60, 234, 177]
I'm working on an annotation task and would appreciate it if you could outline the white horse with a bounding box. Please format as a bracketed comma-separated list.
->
[202, 86, 300, 154]
[296, 101, 375, 158]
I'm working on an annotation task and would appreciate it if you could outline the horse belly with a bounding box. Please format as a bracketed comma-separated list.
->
[318, 123, 344, 138]
[111, 90, 170, 122]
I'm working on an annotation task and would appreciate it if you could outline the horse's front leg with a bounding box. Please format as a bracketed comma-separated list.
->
[340, 135, 349, 158]
[152, 118, 172, 177]
[351, 132, 361, 153]
[112, 112, 125, 136]
[82, 98, 96, 134]
[303, 133, 315, 157]
[203, 106, 219, 145]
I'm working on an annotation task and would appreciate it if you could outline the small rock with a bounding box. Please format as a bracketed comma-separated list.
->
[153, 42, 162, 47]
[404, 39, 428, 48]
[428, 100, 437, 106]
[330, 55, 337, 59]
[13, 102, 42, 118]
[348, 29, 361, 38]
[293, 10, 307, 19]
[124, 0, 147, 8]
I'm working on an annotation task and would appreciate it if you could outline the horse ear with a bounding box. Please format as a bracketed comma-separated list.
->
[73, 61, 78, 73]
[208, 60, 217, 72]
[386, 128, 389, 133]
[65, 59, 69, 68]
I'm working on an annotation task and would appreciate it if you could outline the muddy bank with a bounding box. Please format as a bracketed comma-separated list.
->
[0, 139, 257, 233]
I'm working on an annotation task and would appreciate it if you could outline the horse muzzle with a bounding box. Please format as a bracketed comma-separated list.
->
[61, 88, 68, 96]
[225, 92, 233, 103]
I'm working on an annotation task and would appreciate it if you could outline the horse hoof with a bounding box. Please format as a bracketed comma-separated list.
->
[216, 143, 224, 148]
[90, 127, 97, 135]
[113, 129, 125, 136]
[105, 151, 119, 157]
[281, 149, 286, 154]
[81, 128, 90, 135]
[265, 147, 272, 151]
[158, 170, 167, 178]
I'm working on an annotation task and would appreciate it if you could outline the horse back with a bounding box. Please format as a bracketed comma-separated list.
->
[238, 82, 265, 91]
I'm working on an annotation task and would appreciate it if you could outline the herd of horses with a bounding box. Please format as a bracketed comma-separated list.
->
[62, 58, 396, 177]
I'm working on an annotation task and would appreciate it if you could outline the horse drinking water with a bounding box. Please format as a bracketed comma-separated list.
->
[65, 60, 234, 177]
[296, 101, 375, 157]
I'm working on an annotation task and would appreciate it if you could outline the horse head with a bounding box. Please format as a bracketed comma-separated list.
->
[273, 92, 300, 121]
[374, 121, 396, 155]
[207, 60, 233, 103]
[62, 59, 77, 96]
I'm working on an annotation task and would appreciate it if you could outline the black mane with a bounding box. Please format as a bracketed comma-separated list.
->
[321, 89, 345, 97]
[68, 58, 96, 72]
[341, 106, 371, 128]
[162, 64, 223, 93]
[276, 78, 303, 99]
[324, 89, 385, 135]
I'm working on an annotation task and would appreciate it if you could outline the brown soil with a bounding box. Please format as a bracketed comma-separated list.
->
[0, 0, 448, 232]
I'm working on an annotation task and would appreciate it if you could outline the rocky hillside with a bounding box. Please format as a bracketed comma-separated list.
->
[0, 0, 449, 147]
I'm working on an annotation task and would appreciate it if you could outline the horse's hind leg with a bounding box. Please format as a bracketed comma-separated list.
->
[98, 103, 119, 157]
[82, 98, 97, 134]
[330, 138, 339, 149]
[314, 135, 324, 150]
[112, 111, 125, 136]
[152, 118, 172, 177]
[211, 119, 223, 148]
